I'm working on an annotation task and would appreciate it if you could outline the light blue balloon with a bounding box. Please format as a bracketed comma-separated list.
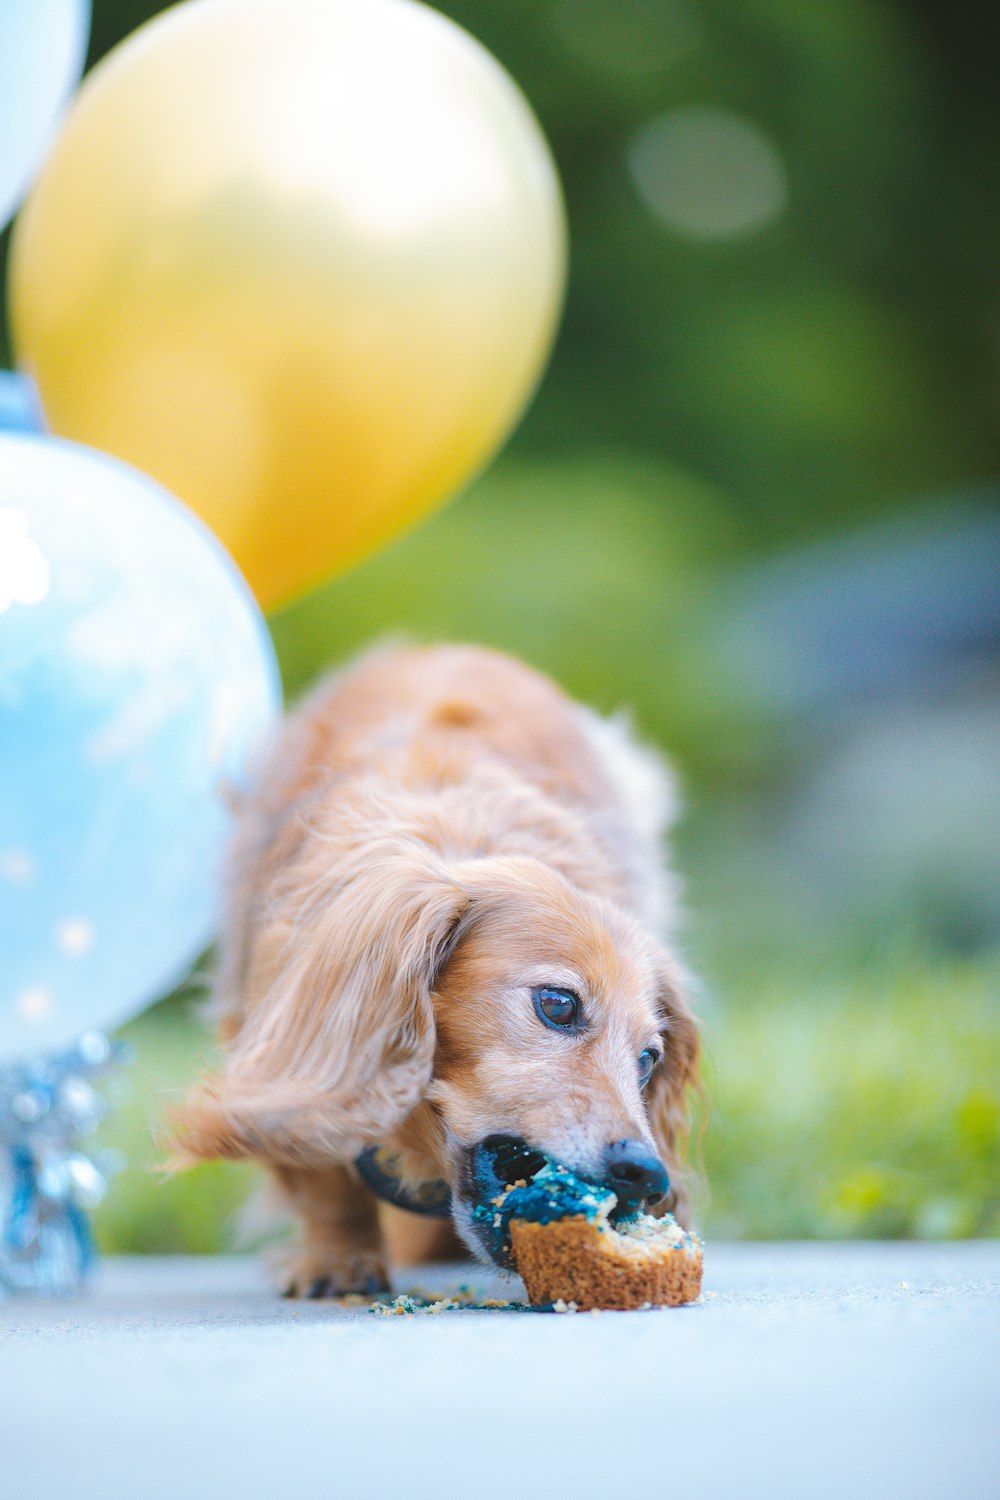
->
[0, 0, 91, 231]
[0, 371, 45, 434]
[0, 434, 282, 1058]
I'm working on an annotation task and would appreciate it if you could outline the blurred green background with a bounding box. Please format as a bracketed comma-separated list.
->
[3, 0, 997, 1246]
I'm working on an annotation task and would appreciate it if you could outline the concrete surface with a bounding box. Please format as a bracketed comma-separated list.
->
[2, 1243, 998, 1500]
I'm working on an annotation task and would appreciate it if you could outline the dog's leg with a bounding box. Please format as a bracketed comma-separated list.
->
[379, 1204, 467, 1266]
[272, 1163, 390, 1298]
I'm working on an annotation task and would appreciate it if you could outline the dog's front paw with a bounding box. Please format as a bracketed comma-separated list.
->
[277, 1246, 391, 1299]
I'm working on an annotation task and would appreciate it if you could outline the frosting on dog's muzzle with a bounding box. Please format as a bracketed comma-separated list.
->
[355, 1147, 452, 1217]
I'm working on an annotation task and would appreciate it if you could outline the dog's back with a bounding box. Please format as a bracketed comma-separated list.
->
[243, 641, 675, 916]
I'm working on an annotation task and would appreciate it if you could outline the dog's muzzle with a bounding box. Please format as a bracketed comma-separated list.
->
[456, 1134, 672, 1267]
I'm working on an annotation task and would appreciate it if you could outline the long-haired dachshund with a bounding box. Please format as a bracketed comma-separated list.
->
[172, 643, 699, 1296]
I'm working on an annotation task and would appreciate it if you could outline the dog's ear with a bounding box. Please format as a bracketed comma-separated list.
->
[645, 950, 701, 1224]
[168, 849, 469, 1169]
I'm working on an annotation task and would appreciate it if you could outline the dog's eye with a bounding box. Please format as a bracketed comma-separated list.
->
[533, 985, 581, 1030]
[638, 1048, 660, 1088]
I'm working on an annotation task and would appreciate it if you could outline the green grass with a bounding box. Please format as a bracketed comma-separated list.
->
[91, 949, 1000, 1253]
[696, 951, 1000, 1239]
[93, 988, 257, 1255]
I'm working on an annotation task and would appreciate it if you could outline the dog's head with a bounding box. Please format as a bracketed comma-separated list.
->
[422, 858, 698, 1258]
[172, 849, 698, 1264]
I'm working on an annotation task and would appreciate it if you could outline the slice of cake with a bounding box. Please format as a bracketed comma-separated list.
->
[486, 1161, 702, 1311]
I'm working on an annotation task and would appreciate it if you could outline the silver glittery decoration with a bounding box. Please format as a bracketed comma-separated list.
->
[0, 1030, 128, 1297]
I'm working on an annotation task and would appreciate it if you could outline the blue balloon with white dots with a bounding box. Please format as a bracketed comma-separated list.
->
[0, 433, 282, 1058]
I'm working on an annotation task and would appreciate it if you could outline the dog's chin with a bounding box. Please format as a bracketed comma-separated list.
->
[449, 1192, 509, 1269]
[446, 1144, 507, 1268]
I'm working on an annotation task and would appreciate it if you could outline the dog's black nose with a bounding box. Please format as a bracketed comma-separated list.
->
[604, 1139, 670, 1218]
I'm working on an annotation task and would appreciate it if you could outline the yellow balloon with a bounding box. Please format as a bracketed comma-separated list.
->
[9, 0, 565, 609]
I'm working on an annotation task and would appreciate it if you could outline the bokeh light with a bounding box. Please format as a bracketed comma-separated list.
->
[628, 105, 787, 240]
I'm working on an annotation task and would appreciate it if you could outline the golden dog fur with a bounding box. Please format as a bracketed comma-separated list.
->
[171, 643, 699, 1295]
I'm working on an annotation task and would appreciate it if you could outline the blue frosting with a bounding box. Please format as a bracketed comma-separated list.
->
[472, 1159, 614, 1268]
